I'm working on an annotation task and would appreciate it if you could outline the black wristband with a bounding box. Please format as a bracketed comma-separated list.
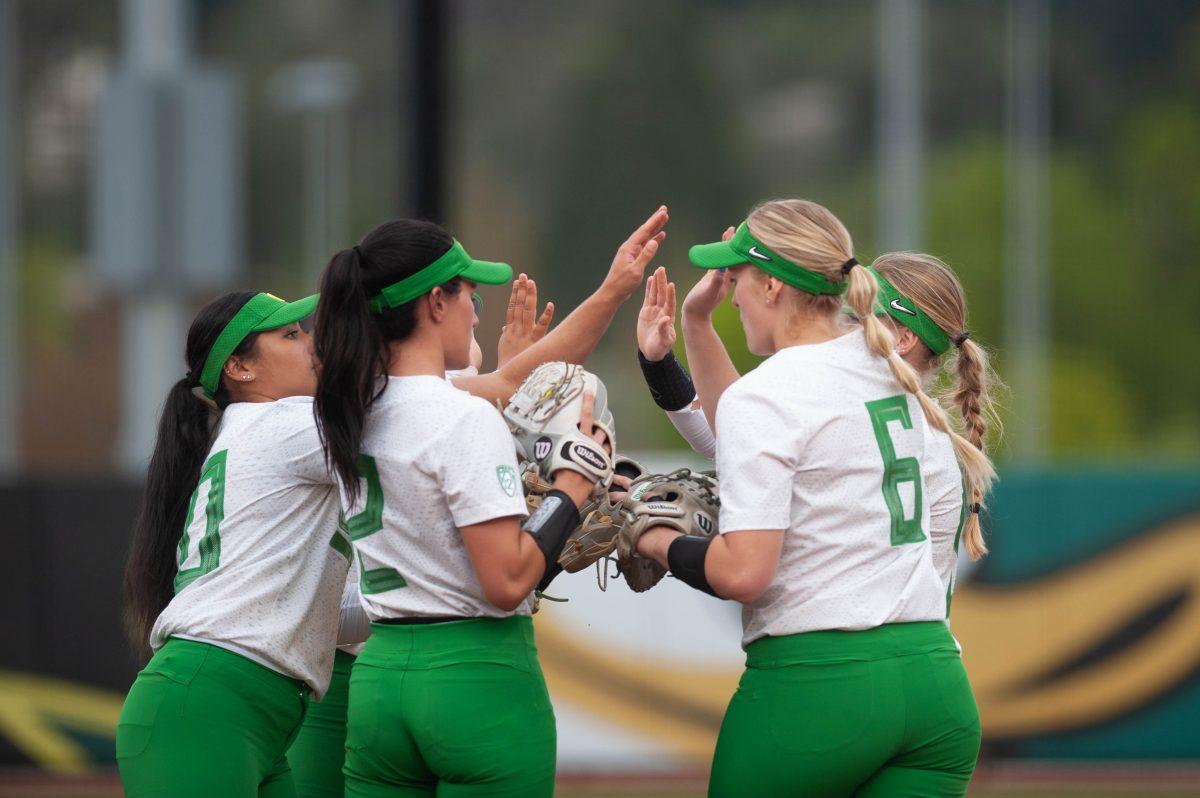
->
[637, 349, 696, 412]
[522, 489, 580, 590]
[667, 535, 719, 597]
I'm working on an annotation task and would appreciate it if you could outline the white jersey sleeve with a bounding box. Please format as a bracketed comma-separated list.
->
[441, 400, 531, 528]
[665, 402, 717, 461]
[715, 389, 799, 532]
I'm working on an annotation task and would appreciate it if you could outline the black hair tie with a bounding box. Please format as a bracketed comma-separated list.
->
[840, 258, 858, 277]
[955, 331, 971, 347]
[352, 244, 366, 263]
[968, 503, 982, 514]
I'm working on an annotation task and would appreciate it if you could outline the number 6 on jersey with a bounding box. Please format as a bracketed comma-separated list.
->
[865, 396, 926, 546]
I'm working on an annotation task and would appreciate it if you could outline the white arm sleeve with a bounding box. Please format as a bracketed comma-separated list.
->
[337, 578, 371, 646]
[665, 401, 717, 461]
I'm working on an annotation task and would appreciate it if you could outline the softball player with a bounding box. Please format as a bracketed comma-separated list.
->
[631, 199, 995, 797]
[118, 290, 357, 798]
[285, 276, 555, 798]
[636, 249, 996, 611]
[309, 212, 665, 797]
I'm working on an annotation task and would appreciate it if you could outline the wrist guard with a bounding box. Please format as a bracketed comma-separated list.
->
[668, 534, 718, 597]
[522, 489, 581, 590]
[637, 349, 696, 412]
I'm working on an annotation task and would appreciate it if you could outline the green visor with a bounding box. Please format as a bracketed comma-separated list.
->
[868, 266, 951, 355]
[688, 222, 847, 296]
[199, 292, 318, 397]
[368, 239, 512, 314]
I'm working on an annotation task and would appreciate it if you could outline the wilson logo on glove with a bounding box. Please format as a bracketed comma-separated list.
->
[695, 513, 714, 535]
[571, 443, 609, 472]
[534, 436, 553, 461]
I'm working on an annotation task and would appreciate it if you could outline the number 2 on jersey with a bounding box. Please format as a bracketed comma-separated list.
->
[174, 449, 228, 592]
[865, 396, 926, 546]
[342, 454, 407, 594]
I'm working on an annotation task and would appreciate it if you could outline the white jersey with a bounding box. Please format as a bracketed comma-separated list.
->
[343, 375, 529, 620]
[150, 397, 348, 698]
[715, 331, 948, 646]
[924, 427, 965, 615]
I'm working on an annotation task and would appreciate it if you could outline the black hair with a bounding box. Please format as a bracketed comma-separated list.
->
[122, 291, 262, 655]
[313, 219, 463, 500]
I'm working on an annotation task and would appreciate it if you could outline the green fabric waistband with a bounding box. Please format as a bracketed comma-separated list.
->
[746, 622, 957, 668]
[357, 615, 537, 671]
[151, 637, 310, 694]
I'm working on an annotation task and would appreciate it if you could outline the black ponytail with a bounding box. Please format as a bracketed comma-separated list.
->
[123, 291, 261, 655]
[313, 219, 462, 500]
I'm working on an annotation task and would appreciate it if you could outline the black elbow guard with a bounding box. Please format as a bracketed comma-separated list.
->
[637, 349, 696, 412]
[668, 534, 719, 597]
[522, 489, 580, 590]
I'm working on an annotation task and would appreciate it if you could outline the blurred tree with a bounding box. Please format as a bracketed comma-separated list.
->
[541, 0, 750, 309]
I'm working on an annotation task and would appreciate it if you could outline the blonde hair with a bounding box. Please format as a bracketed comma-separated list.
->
[873, 252, 1001, 560]
[748, 199, 996, 560]
[745, 199, 850, 322]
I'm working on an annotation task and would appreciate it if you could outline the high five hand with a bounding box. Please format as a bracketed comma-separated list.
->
[601, 206, 669, 301]
[497, 273, 554, 368]
[637, 266, 677, 362]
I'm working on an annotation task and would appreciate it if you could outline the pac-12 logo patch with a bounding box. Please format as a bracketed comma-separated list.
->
[496, 465, 517, 497]
[534, 436, 552, 461]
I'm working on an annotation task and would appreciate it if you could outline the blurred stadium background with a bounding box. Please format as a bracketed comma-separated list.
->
[0, 0, 1198, 795]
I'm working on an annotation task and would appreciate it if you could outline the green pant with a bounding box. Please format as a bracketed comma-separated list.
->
[344, 616, 556, 798]
[287, 649, 356, 798]
[117, 638, 311, 798]
[709, 622, 981, 798]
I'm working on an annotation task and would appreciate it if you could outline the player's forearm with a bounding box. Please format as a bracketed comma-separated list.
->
[453, 288, 623, 406]
[472, 533, 548, 611]
[639, 525, 780, 603]
[681, 314, 740, 431]
[666, 402, 717, 460]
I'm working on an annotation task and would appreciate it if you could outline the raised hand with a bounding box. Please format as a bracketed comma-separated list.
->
[497, 274, 555, 368]
[636, 266, 677, 362]
[681, 226, 735, 321]
[601, 206, 669, 302]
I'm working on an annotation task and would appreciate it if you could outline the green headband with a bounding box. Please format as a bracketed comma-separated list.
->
[198, 292, 318, 398]
[367, 239, 512, 314]
[688, 222, 848, 296]
[867, 266, 952, 355]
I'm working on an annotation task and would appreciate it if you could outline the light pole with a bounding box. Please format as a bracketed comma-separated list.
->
[876, 0, 925, 251]
[1004, 0, 1051, 460]
[269, 60, 357, 284]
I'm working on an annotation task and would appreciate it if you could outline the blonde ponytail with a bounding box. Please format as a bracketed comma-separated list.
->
[844, 263, 995, 559]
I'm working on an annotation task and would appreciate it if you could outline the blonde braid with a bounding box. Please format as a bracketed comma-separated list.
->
[844, 264, 996, 559]
[950, 337, 998, 558]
